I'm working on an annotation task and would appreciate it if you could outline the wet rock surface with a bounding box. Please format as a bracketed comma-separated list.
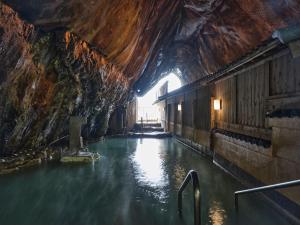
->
[0, 147, 61, 175]
[0, 3, 129, 161]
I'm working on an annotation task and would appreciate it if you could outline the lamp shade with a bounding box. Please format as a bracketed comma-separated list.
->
[177, 104, 182, 111]
[214, 99, 221, 110]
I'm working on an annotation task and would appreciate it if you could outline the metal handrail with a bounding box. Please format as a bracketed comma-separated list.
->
[178, 170, 201, 225]
[235, 179, 300, 210]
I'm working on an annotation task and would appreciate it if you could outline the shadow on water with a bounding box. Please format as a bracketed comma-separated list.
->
[0, 138, 292, 225]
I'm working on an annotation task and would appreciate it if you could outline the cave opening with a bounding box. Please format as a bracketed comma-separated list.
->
[137, 72, 182, 124]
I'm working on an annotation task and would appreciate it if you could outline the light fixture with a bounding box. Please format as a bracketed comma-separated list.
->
[177, 104, 182, 111]
[213, 99, 221, 111]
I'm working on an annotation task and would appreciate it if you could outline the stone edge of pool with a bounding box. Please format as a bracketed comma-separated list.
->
[174, 136, 300, 225]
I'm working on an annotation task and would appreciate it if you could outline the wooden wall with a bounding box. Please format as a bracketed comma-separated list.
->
[182, 94, 193, 127]
[161, 48, 300, 143]
[215, 78, 236, 124]
[215, 49, 300, 132]
[236, 63, 268, 128]
[270, 52, 300, 96]
[215, 62, 268, 128]
[182, 101, 192, 126]
[194, 87, 211, 131]
[168, 103, 175, 123]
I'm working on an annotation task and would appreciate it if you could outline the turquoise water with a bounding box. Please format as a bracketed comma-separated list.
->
[0, 138, 291, 225]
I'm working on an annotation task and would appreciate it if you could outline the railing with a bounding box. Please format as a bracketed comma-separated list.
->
[234, 179, 300, 210]
[178, 170, 201, 225]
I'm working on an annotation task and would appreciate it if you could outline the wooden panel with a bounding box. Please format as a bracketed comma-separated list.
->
[215, 77, 236, 125]
[164, 50, 300, 133]
[169, 103, 175, 123]
[194, 86, 210, 131]
[270, 52, 300, 96]
[183, 100, 193, 127]
[235, 62, 267, 128]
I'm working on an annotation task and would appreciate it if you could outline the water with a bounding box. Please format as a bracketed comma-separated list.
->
[0, 138, 291, 225]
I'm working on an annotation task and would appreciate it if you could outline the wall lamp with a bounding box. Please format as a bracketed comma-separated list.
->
[177, 103, 182, 111]
[213, 99, 222, 111]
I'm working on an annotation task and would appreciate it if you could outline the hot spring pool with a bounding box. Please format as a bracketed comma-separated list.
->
[0, 138, 292, 225]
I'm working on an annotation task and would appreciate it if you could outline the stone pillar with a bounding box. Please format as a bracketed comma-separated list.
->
[69, 116, 87, 154]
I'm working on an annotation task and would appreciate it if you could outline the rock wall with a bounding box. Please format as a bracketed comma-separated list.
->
[0, 4, 129, 155]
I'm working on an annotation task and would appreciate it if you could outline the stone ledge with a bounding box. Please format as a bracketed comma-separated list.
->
[175, 136, 213, 159]
[214, 129, 271, 149]
[214, 153, 300, 224]
[0, 148, 61, 175]
[60, 152, 100, 163]
[0, 158, 42, 175]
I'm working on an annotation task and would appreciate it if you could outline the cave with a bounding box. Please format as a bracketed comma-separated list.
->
[0, 1, 300, 225]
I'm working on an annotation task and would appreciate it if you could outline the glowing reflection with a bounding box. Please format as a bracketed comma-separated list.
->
[173, 164, 187, 189]
[131, 139, 168, 199]
[208, 201, 227, 225]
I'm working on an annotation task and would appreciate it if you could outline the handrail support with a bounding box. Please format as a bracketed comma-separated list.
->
[177, 170, 201, 225]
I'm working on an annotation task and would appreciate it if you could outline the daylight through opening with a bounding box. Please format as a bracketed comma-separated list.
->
[137, 73, 182, 123]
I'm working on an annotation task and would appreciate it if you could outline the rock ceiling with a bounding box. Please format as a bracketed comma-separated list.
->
[4, 0, 300, 93]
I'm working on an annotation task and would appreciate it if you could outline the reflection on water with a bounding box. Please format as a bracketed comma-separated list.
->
[208, 201, 227, 225]
[131, 139, 168, 200]
[0, 138, 292, 225]
[173, 164, 187, 189]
